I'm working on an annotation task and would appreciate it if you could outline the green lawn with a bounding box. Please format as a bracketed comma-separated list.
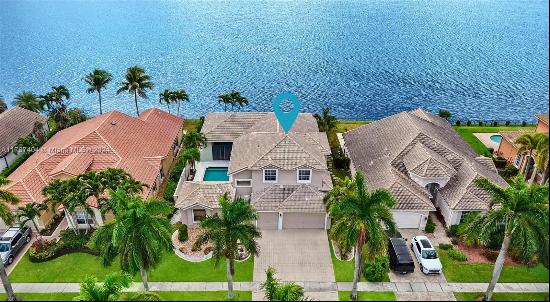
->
[454, 292, 549, 301]
[9, 252, 253, 283]
[336, 120, 369, 133]
[338, 291, 396, 301]
[1, 291, 252, 301]
[329, 241, 389, 282]
[439, 249, 549, 283]
[183, 118, 201, 132]
[454, 125, 534, 156]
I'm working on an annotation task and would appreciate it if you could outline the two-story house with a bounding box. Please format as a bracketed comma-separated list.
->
[172, 112, 333, 230]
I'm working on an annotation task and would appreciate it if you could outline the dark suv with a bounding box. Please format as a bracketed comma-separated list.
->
[0, 226, 32, 265]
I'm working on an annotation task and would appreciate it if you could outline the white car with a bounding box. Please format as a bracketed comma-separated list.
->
[411, 236, 442, 274]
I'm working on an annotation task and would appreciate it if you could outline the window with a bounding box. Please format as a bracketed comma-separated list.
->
[235, 179, 252, 187]
[297, 169, 312, 183]
[193, 209, 207, 223]
[263, 169, 278, 183]
[75, 212, 94, 225]
[513, 154, 522, 168]
[212, 142, 233, 160]
[11, 234, 22, 247]
[415, 241, 421, 252]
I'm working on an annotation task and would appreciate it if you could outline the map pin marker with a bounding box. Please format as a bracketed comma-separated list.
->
[272, 92, 301, 134]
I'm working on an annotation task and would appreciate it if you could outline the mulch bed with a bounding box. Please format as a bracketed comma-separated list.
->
[454, 243, 519, 266]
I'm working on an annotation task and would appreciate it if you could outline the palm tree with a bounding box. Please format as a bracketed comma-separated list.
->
[515, 133, 545, 181]
[116, 66, 154, 116]
[260, 267, 308, 301]
[13, 136, 40, 156]
[314, 107, 337, 133]
[172, 89, 189, 117]
[182, 130, 207, 149]
[42, 178, 79, 234]
[42, 86, 71, 130]
[462, 176, 548, 301]
[74, 272, 132, 301]
[14, 91, 43, 112]
[181, 148, 200, 173]
[194, 194, 261, 300]
[84, 69, 113, 115]
[438, 109, 452, 121]
[218, 90, 248, 112]
[532, 134, 549, 185]
[16, 202, 46, 234]
[159, 89, 172, 113]
[89, 191, 173, 291]
[0, 177, 19, 301]
[328, 172, 397, 301]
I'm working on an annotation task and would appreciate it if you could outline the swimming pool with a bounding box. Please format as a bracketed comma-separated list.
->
[490, 134, 502, 144]
[203, 167, 229, 181]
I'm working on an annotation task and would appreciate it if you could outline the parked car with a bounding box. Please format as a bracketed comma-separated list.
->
[0, 226, 32, 265]
[411, 235, 442, 274]
[388, 237, 415, 274]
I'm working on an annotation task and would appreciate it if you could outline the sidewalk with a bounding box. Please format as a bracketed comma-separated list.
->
[3, 281, 548, 293]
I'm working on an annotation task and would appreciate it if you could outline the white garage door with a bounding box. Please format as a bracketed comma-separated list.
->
[257, 212, 278, 229]
[283, 213, 326, 229]
[392, 211, 422, 229]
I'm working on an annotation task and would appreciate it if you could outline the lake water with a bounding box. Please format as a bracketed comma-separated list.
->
[1, 0, 548, 121]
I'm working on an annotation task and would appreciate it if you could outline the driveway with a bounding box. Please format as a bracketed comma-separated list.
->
[390, 228, 447, 283]
[253, 229, 335, 282]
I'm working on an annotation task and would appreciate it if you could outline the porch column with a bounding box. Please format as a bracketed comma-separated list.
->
[277, 212, 283, 230]
[92, 208, 103, 226]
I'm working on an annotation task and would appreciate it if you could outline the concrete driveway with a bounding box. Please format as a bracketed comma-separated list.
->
[390, 228, 446, 283]
[253, 229, 335, 282]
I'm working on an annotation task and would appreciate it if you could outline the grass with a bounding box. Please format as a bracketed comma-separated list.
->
[454, 292, 549, 301]
[338, 291, 396, 301]
[9, 251, 254, 283]
[438, 248, 549, 283]
[336, 120, 369, 133]
[1, 291, 252, 301]
[454, 125, 534, 156]
[183, 118, 201, 132]
[329, 240, 389, 282]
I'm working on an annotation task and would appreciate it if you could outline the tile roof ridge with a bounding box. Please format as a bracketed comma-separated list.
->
[94, 130, 122, 166]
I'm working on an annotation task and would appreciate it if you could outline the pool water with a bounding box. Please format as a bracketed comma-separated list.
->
[203, 167, 229, 181]
[490, 134, 502, 144]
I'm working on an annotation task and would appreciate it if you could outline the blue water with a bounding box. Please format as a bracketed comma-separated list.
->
[490, 134, 502, 144]
[203, 167, 229, 182]
[1, 0, 548, 122]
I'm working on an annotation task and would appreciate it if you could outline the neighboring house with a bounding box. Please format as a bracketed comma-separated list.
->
[0, 108, 183, 231]
[342, 109, 508, 229]
[0, 107, 48, 173]
[173, 112, 333, 230]
[497, 113, 549, 183]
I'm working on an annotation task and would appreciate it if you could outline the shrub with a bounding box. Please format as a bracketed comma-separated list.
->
[39, 213, 64, 236]
[500, 165, 519, 179]
[478, 121, 484, 126]
[446, 224, 460, 237]
[487, 148, 494, 155]
[447, 249, 467, 261]
[522, 121, 527, 127]
[178, 223, 188, 242]
[451, 238, 460, 245]
[362, 256, 390, 282]
[482, 249, 499, 262]
[439, 243, 453, 250]
[425, 216, 436, 233]
[29, 230, 96, 262]
[493, 157, 507, 169]
[29, 239, 57, 260]
[197, 116, 205, 132]
[57, 230, 92, 249]
[455, 120, 461, 126]
[164, 181, 177, 203]
[170, 153, 187, 182]
[505, 121, 511, 126]
[466, 120, 472, 126]
[492, 121, 498, 126]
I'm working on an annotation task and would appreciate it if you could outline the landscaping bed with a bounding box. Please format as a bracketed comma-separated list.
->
[1, 291, 253, 301]
[338, 291, 396, 301]
[29, 230, 97, 262]
[172, 227, 212, 261]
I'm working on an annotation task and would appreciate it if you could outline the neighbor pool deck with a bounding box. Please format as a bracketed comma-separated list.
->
[473, 133, 500, 151]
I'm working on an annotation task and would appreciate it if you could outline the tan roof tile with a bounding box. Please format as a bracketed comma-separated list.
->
[0, 107, 48, 157]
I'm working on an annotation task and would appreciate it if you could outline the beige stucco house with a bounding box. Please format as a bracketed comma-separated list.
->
[173, 112, 333, 229]
[342, 109, 509, 229]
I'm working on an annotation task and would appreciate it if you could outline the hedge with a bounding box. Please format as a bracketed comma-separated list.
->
[29, 230, 97, 262]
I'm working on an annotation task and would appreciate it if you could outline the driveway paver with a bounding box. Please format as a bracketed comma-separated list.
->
[253, 229, 335, 282]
